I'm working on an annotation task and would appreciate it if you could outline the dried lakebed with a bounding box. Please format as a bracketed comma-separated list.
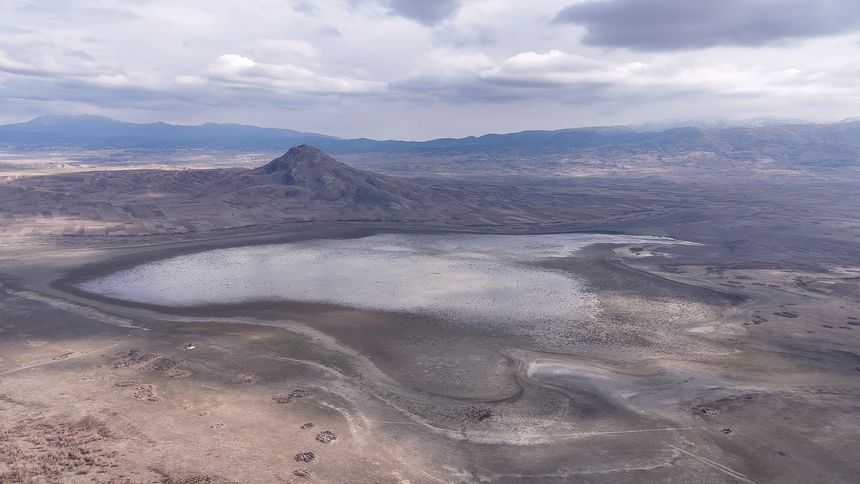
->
[8, 228, 860, 482]
[78, 233, 689, 346]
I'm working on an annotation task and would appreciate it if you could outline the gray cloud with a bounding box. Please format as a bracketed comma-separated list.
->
[385, 0, 462, 25]
[556, 0, 860, 50]
[14, 2, 141, 22]
[63, 49, 94, 60]
[1, 0, 859, 138]
[317, 25, 342, 37]
[434, 25, 497, 47]
[291, 1, 317, 15]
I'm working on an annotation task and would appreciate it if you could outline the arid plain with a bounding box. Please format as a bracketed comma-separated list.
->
[1, 145, 860, 483]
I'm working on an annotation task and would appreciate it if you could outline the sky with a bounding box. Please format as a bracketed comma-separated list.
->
[1, 0, 859, 139]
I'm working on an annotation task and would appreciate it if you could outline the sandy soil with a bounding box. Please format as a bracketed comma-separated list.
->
[1, 218, 859, 483]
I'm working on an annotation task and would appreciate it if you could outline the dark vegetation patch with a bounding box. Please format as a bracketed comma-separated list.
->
[0, 415, 118, 482]
[273, 389, 309, 404]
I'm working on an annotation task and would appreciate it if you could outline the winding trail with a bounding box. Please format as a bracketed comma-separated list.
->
[667, 444, 758, 483]
[0, 342, 121, 376]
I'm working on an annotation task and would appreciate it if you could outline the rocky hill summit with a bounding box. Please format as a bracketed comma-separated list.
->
[229, 145, 434, 209]
[254, 144, 345, 176]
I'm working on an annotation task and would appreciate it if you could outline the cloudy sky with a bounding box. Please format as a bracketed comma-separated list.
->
[2, 0, 859, 139]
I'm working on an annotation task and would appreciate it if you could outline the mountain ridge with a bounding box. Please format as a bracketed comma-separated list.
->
[2, 115, 860, 166]
[0, 115, 336, 149]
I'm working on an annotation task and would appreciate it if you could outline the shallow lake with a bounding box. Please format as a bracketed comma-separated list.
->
[79, 233, 683, 342]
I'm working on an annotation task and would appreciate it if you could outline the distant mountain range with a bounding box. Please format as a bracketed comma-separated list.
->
[0, 114, 336, 150]
[2, 114, 860, 166]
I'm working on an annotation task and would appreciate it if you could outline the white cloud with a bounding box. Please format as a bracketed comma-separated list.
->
[206, 54, 385, 94]
[0, 50, 65, 76]
[0, 0, 859, 137]
[209, 54, 256, 75]
[174, 75, 206, 86]
[249, 39, 318, 62]
[88, 73, 133, 87]
[409, 49, 495, 79]
[391, 49, 494, 95]
[0, 48, 161, 91]
[477, 48, 859, 102]
[480, 50, 627, 85]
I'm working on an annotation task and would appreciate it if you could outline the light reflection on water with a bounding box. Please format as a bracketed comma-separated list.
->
[80, 233, 684, 343]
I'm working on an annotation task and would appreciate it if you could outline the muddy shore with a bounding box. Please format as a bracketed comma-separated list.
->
[3, 220, 859, 482]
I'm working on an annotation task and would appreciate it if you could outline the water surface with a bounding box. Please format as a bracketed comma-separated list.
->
[80, 233, 684, 343]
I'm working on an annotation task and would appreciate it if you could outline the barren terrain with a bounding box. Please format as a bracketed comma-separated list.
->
[1, 147, 860, 483]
